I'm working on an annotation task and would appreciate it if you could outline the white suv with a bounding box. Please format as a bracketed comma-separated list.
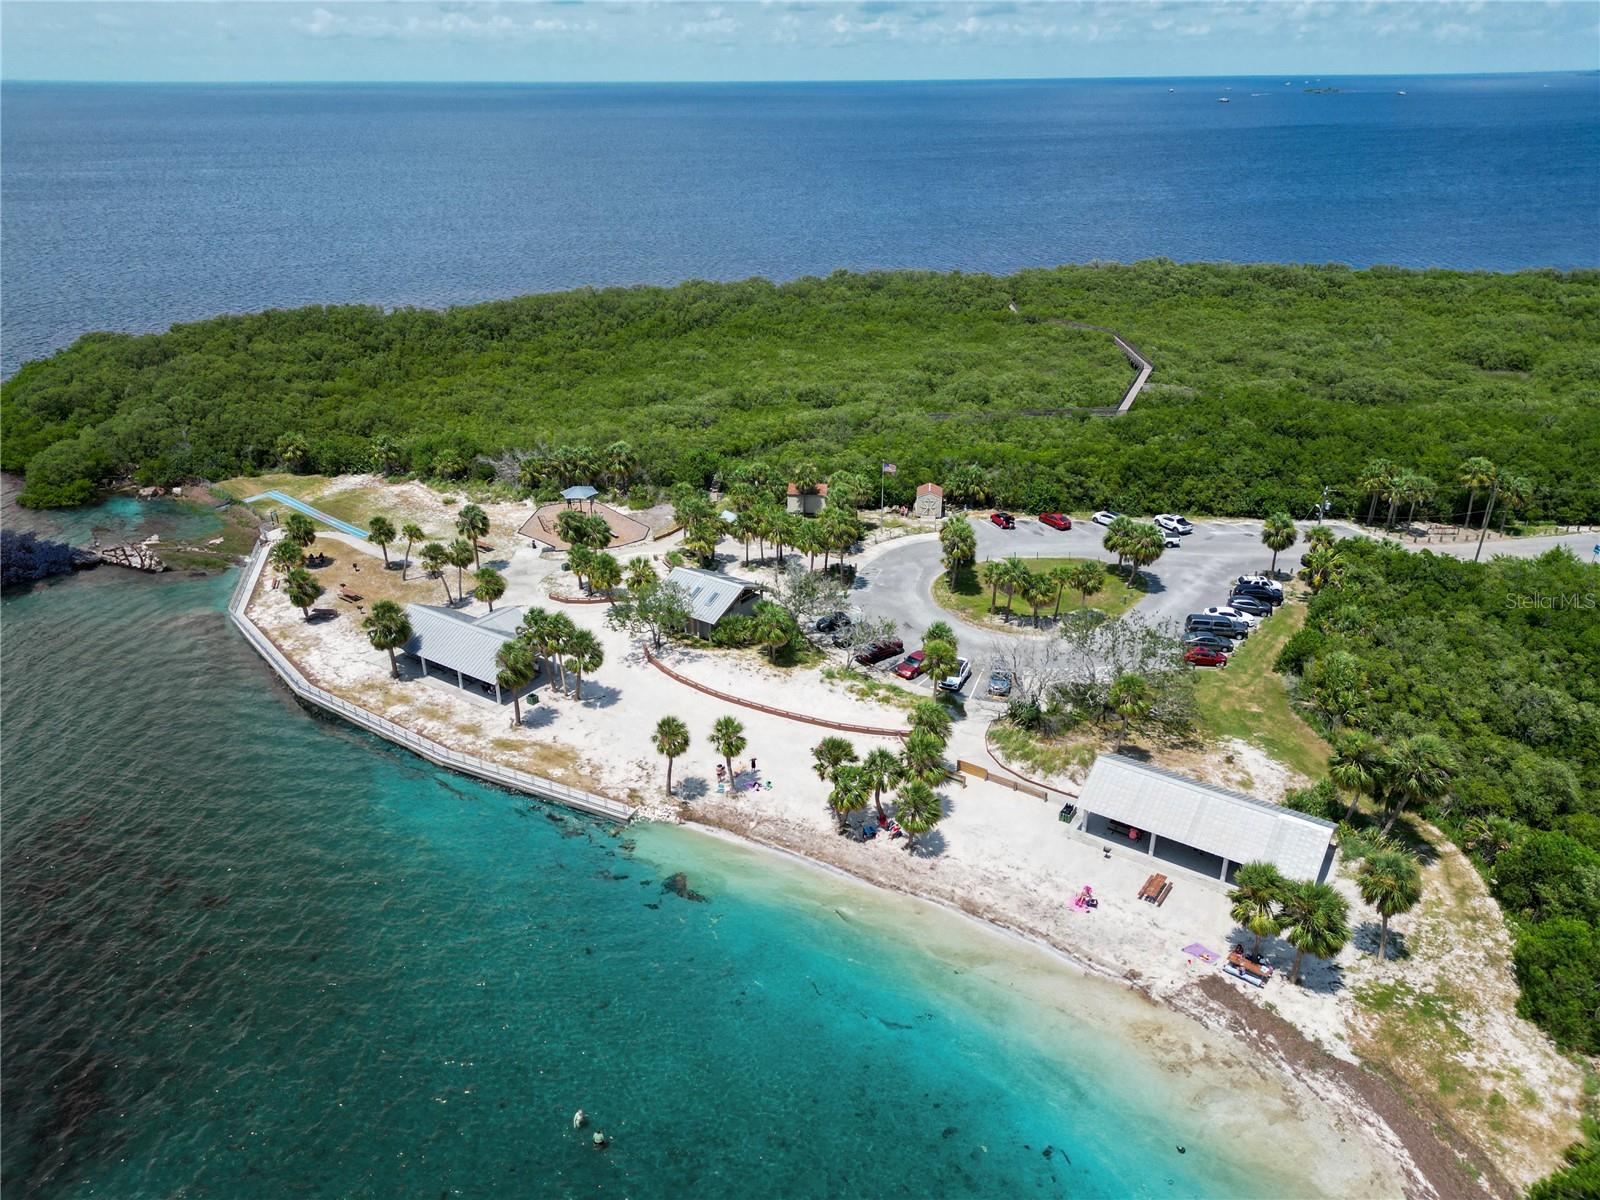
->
[1155, 514, 1194, 535]
[1203, 605, 1261, 627]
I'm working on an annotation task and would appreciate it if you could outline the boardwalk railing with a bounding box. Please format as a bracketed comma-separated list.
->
[227, 542, 631, 823]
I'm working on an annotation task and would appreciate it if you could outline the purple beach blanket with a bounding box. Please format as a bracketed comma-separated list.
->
[1183, 943, 1220, 963]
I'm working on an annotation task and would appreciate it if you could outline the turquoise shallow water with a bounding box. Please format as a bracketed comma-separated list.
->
[3, 531, 1313, 1198]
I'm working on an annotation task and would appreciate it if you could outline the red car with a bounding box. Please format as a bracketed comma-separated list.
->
[893, 650, 928, 679]
[854, 638, 904, 667]
[1184, 646, 1229, 668]
[989, 512, 1015, 529]
[1039, 513, 1072, 531]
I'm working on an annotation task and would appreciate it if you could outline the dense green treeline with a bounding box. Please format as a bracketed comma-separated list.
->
[1279, 541, 1600, 1054]
[4, 262, 1598, 516]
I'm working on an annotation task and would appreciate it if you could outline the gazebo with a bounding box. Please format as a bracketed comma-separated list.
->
[561, 485, 599, 512]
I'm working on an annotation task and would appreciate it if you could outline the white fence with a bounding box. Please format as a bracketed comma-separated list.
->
[226, 541, 632, 823]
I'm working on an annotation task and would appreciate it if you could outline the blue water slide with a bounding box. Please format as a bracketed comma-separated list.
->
[244, 490, 370, 539]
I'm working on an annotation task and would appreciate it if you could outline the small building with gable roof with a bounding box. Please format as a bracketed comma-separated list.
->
[913, 482, 944, 520]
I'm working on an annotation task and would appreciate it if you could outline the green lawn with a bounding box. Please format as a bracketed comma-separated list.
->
[932, 559, 1141, 629]
[1192, 602, 1330, 780]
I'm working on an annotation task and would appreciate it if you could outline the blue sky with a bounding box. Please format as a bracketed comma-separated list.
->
[3, 1, 1597, 82]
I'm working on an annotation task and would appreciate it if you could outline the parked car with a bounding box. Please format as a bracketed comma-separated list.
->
[1184, 646, 1229, 667]
[1235, 574, 1284, 598]
[814, 611, 853, 634]
[1231, 581, 1283, 607]
[854, 638, 904, 667]
[938, 657, 973, 692]
[893, 649, 928, 679]
[987, 669, 1013, 698]
[1039, 512, 1072, 531]
[1182, 632, 1235, 654]
[1185, 613, 1250, 639]
[1203, 604, 1260, 627]
[1092, 510, 1123, 526]
[990, 512, 1016, 529]
[1155, 514, 1195, 535]
[1224, 594, 1273, 618]
[1162, 535, 1182, 549]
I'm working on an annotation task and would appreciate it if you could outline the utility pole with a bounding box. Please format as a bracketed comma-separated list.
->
[1474, 478, 1499, 563]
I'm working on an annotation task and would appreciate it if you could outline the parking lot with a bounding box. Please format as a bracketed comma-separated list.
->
[846, 514, 1348, 699]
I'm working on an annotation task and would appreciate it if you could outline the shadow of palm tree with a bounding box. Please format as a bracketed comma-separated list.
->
[1352, 920, 1412, 962]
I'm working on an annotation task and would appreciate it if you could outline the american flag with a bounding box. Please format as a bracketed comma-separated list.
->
[881, 462, 897, 475]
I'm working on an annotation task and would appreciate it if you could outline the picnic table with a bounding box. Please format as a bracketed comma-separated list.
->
[1225, 948, 1274, 987]
[337, 585, 364, 604]
[1138, 873, 1173, 906]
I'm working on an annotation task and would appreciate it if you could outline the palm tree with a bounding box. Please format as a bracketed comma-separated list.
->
[284, 567, 323, 618]
[732, 509, 760, 565]
[751, 601, 795, 662]
[625, 556, 658, 593]
[811, 736, 858, 781]
[1261, 513, 1297, 577]
[1301, 547, 1343, 594]
[901, 727, 947, 786]
[1064, 559, 1104, 610]
[683, 521, 720, 566]
[1358, 459, 1394, 526]
[283, 511, 317, 553]
[473, 567, 507, 611]
[1021, 572, 1055, 627]
[518, 607, 558, 680]
[495, 638, 538, 727]
[1047, 563, 1075, 617]
[1103, 515, 1137, 571]
[400, 523, 424, 579]
[1404, 474, 1434, 527]
[1227, 862, 1286, 954]
[361, 599, 413, 677]
[419, 542, 451, 601]
[1380, 733, 1456, 835]
[456, 504, 490, 569]
[1457, 457, 1496, 529]
[908, 699, 953, 743]
[894, 779, 942, 851]
[446, 538, 474, 600]
[588, 552, 622, 597]
[827, 764, 870, 833]
[545, 613, 578, 692]
[1124, 523, 1166, 588]
[1328, 730, 1387, 823]
[1496, 474, 1532, 533]
[939, 516, 976, 581]
[859, 747, 904, 824]
[563, 628, 603, 700]
[605, 441, 637, 490]
[1357, 850, 1422, 962]
[1305, 525, 1336, 553]
[1279, 881, 1351, 985]
[710, 715, 748, 784]
[924, 620, 956, 647]
[367, 515, 396, 565]
[922, 637, 959, 681]
[980, 559, 1008, 613]
[270, 537, 305, 573]
[1381, 470, 1408, 530]
[1106, 673, 1152, 737]
[997, 556, 1027, 618]
[653, 716, 691, 796]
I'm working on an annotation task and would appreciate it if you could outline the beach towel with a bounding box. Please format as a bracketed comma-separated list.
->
[1182, 943, 1220, 963]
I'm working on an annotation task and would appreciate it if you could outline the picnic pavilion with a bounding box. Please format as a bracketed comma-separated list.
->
[402, 604, 534, 702]
[1071, 755, 1337, 885]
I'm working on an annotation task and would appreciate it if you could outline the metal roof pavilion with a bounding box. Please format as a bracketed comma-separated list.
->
[1077, 754, 1337, 882]
[561, 485, 599, 501]
[664, 566, 761, 627]
[402, 604, 517, 684]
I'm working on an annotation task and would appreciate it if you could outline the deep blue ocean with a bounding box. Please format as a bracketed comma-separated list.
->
[3, 73, 1598, 375]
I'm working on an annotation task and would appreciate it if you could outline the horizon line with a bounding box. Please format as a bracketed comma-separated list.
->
[5, 67, 1596, 86]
